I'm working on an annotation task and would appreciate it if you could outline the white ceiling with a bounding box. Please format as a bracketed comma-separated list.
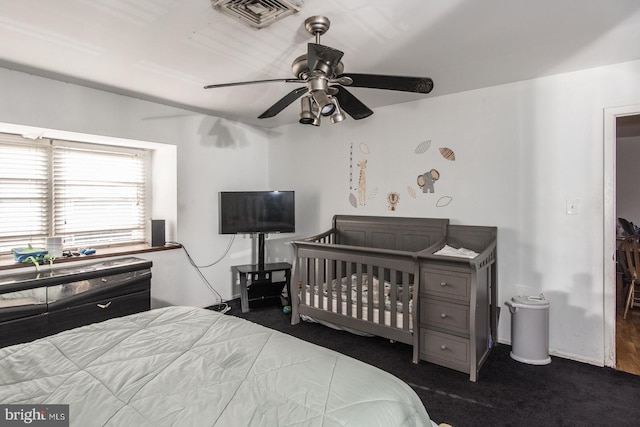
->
[1, 0, 640, 129]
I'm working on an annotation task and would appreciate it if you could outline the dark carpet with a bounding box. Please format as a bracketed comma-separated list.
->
[221, 299, 640, 427]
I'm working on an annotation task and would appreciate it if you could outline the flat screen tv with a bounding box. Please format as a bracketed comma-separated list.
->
[219, 191, 295, 235]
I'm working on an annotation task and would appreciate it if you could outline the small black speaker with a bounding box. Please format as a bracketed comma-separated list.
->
[150, 219, 165, 247]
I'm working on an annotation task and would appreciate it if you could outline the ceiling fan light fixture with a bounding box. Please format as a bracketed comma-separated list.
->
[299, 96, 315, 124]
[330, 99, 346, 124]
[310, 102, 321, 126]
[321, 103, 335, 116]
[312, 90, 335, 116]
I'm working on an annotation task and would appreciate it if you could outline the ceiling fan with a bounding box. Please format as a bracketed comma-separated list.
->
[204, 16, 434, 126]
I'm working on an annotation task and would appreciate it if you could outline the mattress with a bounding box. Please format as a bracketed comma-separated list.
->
[0, 306, 436, 427]
[322, 273, 413, 314]
[302, 293, 412, 332]
[301, 273, 413, 331]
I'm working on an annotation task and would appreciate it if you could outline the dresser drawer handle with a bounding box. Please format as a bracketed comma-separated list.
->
[440, 313, 447, 318]
[440, 344, 447, 351]
[440, 282, 447, 287]
[97, 301, 112, 309]
[101, 278, 108, 283]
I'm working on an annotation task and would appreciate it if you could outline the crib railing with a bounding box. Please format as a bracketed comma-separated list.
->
[291, 238, 420, 362]
[299, 228, 337, 245]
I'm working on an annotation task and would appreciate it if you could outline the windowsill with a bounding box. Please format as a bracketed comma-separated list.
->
[0, 243, 182, 272]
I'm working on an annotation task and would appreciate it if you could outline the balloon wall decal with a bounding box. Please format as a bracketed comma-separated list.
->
[387, 192, 400, 211]
[436, 196, 453, 207]
[414, 140, 431, 154]
[439, 147, 455, 161]
[349, 193, 358, 208]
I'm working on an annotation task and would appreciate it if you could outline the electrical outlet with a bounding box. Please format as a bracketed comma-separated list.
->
[566, 199, 579, 215]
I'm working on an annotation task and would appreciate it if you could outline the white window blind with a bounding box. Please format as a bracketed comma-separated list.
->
[53, 142, 147, 248]
[0, 134, 148, 254]
[0, 135, 49, 252]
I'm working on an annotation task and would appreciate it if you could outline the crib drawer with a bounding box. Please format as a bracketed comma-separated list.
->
[420, 298, 469, 335]
[420, 329, 470, 373]
[421, 269, 470, 302]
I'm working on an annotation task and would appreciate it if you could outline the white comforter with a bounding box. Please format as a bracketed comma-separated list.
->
[0, 306, 435, 427]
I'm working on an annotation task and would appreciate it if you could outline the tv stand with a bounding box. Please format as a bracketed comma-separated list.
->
[232, 262, 292, 313]
[257, 232, 266, 270]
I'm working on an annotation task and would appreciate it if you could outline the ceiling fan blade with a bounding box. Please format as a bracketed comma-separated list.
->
[307, 43, 344, 73]
[338, 73, 434, 93]
[204, 78, 304, 89]
[258, 87, 308, 119]
[334, 86, 374, 120]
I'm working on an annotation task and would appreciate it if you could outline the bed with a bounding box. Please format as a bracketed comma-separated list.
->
[291, 215, 498, 381]
[0, 305, 437, 427]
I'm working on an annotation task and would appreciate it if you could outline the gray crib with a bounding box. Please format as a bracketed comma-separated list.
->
[290, 215, 498, 381]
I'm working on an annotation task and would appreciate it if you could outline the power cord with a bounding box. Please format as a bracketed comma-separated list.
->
[168, 236, 235, 314]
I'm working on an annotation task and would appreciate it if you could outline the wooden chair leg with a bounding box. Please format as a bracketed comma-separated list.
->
[624, 280, 635, 319]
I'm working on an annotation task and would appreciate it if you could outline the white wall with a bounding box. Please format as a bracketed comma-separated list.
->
[267, 59, 640, 365]
[0, 67, 270, 307]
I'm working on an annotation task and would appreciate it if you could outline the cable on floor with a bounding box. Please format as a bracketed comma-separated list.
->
[167, 236, 235, 313]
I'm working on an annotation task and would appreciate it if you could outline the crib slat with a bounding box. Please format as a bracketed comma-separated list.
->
[300, 257, 305, 305]
[402, 271, 410, 331]
[346, 261, 353, 318]
[307, 257, 314, 306]
[317, 258, 324, 310]
[326, 258, 334, 312]
[310, 257, 317, 306]
[356, 263, 363, 320]
[378, 267, 386, 325]
[389, 268, 397, 328]
[363, 266, 374, 322]
[299, 257, 307, 305]
[335, 260, 343, 315]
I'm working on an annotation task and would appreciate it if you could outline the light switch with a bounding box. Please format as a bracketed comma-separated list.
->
[566, 199, 579, 215]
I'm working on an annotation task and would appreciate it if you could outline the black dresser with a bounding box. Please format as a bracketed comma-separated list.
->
[0, 257, 152, 348]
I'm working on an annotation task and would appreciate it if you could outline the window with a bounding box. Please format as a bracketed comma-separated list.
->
[0, 133, 148, 254]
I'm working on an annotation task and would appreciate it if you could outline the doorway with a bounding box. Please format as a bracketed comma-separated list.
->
[604, 106, 640, 374]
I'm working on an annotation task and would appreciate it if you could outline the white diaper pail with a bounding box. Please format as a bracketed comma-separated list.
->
[504, 294, 551, 365]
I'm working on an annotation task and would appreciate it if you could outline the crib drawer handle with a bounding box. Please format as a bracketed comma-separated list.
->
[439, 281, 447, 287]
[440, 313, 447, 319]
[97, 301, 112, 309]
[440, 344, 447, 351]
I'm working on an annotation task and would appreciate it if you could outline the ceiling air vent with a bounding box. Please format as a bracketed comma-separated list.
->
[211, 0, 300, 29]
